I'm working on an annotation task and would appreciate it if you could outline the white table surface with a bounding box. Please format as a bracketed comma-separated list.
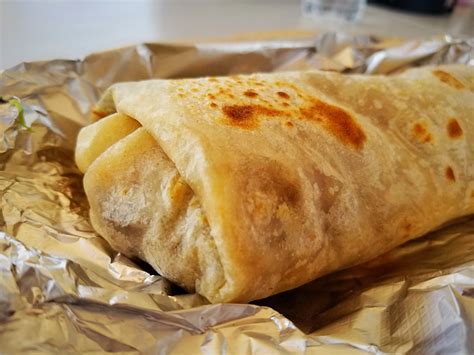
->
[1, 0, 473, 69]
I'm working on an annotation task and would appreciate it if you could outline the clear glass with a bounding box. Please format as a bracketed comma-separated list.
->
[301, 0, 367, 22]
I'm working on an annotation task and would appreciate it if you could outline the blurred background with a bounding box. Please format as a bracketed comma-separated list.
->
[1, 0, 473, 69]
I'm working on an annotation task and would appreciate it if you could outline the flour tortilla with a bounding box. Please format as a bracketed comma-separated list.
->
[77, 65, 474, 303]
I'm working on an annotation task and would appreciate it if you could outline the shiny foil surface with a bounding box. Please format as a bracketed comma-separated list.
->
[0, 33, 473, 354]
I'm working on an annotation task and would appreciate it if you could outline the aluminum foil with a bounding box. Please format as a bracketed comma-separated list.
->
[0, 32, 473, 354]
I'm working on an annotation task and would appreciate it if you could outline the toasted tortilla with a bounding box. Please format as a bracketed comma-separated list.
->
[76, 65, 474, 303]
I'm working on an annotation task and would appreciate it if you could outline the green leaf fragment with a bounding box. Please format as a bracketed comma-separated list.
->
[9, 97, 32, 131]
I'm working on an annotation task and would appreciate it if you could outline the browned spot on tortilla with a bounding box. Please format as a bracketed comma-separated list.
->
[223, 105, 254, 121]
[209, 102, 218, 109]
[432, 70, 465, 90]
[277, 91, 290, 99]
[217, 88, 230, 96]
[412, 122, 432, 143]
[207, 93, 216, 99]
[446, 166, 455, 182]
[404, 223, 412, 232]
[221, 104, 284, 129]
[280, 182, 299, 206]
[214, 80, 366, 150]
[191, 88, 198, 93]
[178, 93, 185, 98]
[447, 118, 463, 138]
[207, 77, 218, 82]
[244, 90, 258, 98]
[413, 123, 424, 134]
[286, 121, 294, 128]
[299, 98, 366, 150]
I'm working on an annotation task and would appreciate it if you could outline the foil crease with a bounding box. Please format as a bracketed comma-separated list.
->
[0, 32, 473, 353]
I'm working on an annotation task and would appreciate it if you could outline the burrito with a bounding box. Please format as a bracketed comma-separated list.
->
[76, 65, 474, 303]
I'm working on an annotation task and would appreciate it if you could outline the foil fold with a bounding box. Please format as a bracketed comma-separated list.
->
[0, 32, 473, 353]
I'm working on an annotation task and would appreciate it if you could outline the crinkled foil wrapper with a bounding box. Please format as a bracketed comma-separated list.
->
[0, 33, 473, 354]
